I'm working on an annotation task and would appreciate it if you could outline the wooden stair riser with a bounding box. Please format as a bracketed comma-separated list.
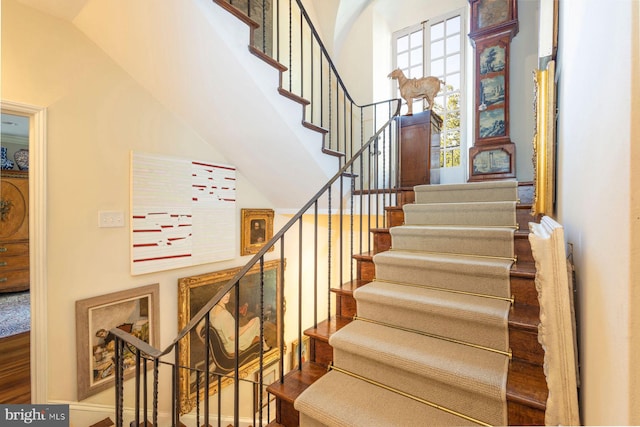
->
[310, 338, 333, 367]
[275, 399, 299, 427]
[509, 327, 544, 365]
[515, 233, 534, 263]
[335, 293, 356, 318]
[397, 190, 415, 205]
[355, 257, 375, 281]
[508, 401, 545, 425]
[517, 206, 539, 231]
[372, 229, 391, 253]
[510, 273, 538, 306]
[386, 207, 405, 227]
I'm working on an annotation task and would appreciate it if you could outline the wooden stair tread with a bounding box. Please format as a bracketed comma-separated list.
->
[248, 45, 287, 72]
[302, 120, 328, 134]
[304, 316, 352, 343]
[507, 360, 548, 410]
[371, 227, 390, 233]
[352, 251, 375, 261]
[277, 87, 309, 106]
[213, 0, 258, 29]
[322, 147, 345, 158]
[266, 362, 327, 404]
[331, 279, 369, 295]
[89, 418, 114, 427]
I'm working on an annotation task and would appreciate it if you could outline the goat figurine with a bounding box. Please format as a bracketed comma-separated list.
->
[388, 68, 445, 115]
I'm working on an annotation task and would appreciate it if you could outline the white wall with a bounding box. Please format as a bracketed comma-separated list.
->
[1, 0, 276, 415]
[556, 0, 639, 423]
[631, 3, 640, 424]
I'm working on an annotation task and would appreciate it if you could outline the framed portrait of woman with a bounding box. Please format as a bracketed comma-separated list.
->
[177, 259, 284, 413]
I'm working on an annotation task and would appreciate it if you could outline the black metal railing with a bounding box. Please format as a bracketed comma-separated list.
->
[112, 0, 402, 425]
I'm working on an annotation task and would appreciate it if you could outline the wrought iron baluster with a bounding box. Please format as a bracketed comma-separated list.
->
[297, 217, 303, 370]
[314, 200, 318, 328]
[115, 338, 123, 427]
[259, 256, 265, 426]
[135, 349, 141, 427]
[153, 358, 159, 427]
[234, 282, 241, 426]
[204, 314, 211, 427]
[327, 186, 332, 319]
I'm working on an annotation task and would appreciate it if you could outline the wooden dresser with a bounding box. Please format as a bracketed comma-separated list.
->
[0, 170, 29, 293]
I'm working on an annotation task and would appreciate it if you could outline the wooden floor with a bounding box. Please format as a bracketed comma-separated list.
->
[0, 331, 31, 403]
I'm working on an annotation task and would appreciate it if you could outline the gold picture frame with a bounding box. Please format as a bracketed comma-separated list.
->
[241, 208, 274, 256]
[177, 259, 284, 413]
[533, 60, 557, 216]
[290, 336, 310, 371]
[75, 284, 160, 400]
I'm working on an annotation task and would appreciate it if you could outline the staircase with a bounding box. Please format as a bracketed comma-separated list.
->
[106, 2, 564, 426]
[267, 181, 549, 426]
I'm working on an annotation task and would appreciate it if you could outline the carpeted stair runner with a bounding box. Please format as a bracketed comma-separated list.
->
[390, 225, 515, 258]
[373, 251, 513, 298]
[403, 201, 516, 226]
[295, 181, 518, 426]
[355, 281, 510, 352]
[413, 180, 518, 203]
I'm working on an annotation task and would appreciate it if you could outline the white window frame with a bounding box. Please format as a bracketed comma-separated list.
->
[392, 8, 468, 183]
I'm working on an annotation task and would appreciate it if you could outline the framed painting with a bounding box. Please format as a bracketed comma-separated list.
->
[241, 208, 274, 256]
[254, 360, 279, 416]
[177, 259, 284, 413]
[468, 143, 516, 181]
[290, 336, 310, 370]
[75, 284, 160, 400]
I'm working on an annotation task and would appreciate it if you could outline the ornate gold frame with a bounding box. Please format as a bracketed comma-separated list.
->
[241, 208, 275, 256]
[533, 60, 556, 216]
[177, 259, 283, 413]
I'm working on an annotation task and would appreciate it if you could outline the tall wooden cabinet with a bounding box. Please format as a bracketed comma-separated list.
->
[398, 110, 443, 188]
[0, 170, 29, 293]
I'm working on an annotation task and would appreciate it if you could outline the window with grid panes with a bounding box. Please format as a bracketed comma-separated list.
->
[392, 10, 465, 170]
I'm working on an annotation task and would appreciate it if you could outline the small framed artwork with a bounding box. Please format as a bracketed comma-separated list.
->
[75, 284, 160, 400]
[468, 143, 516, 182]
[177, 259, 284, 413]
[290, 336, 310, 370]
[254, 360, 279, 416]
[241, 208, 274, 256]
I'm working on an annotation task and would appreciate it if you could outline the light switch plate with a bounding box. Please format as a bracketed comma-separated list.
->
[98, 211, 125, 228]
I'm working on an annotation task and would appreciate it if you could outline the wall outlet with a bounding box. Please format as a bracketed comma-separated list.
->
[98, 211, 125, 228]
